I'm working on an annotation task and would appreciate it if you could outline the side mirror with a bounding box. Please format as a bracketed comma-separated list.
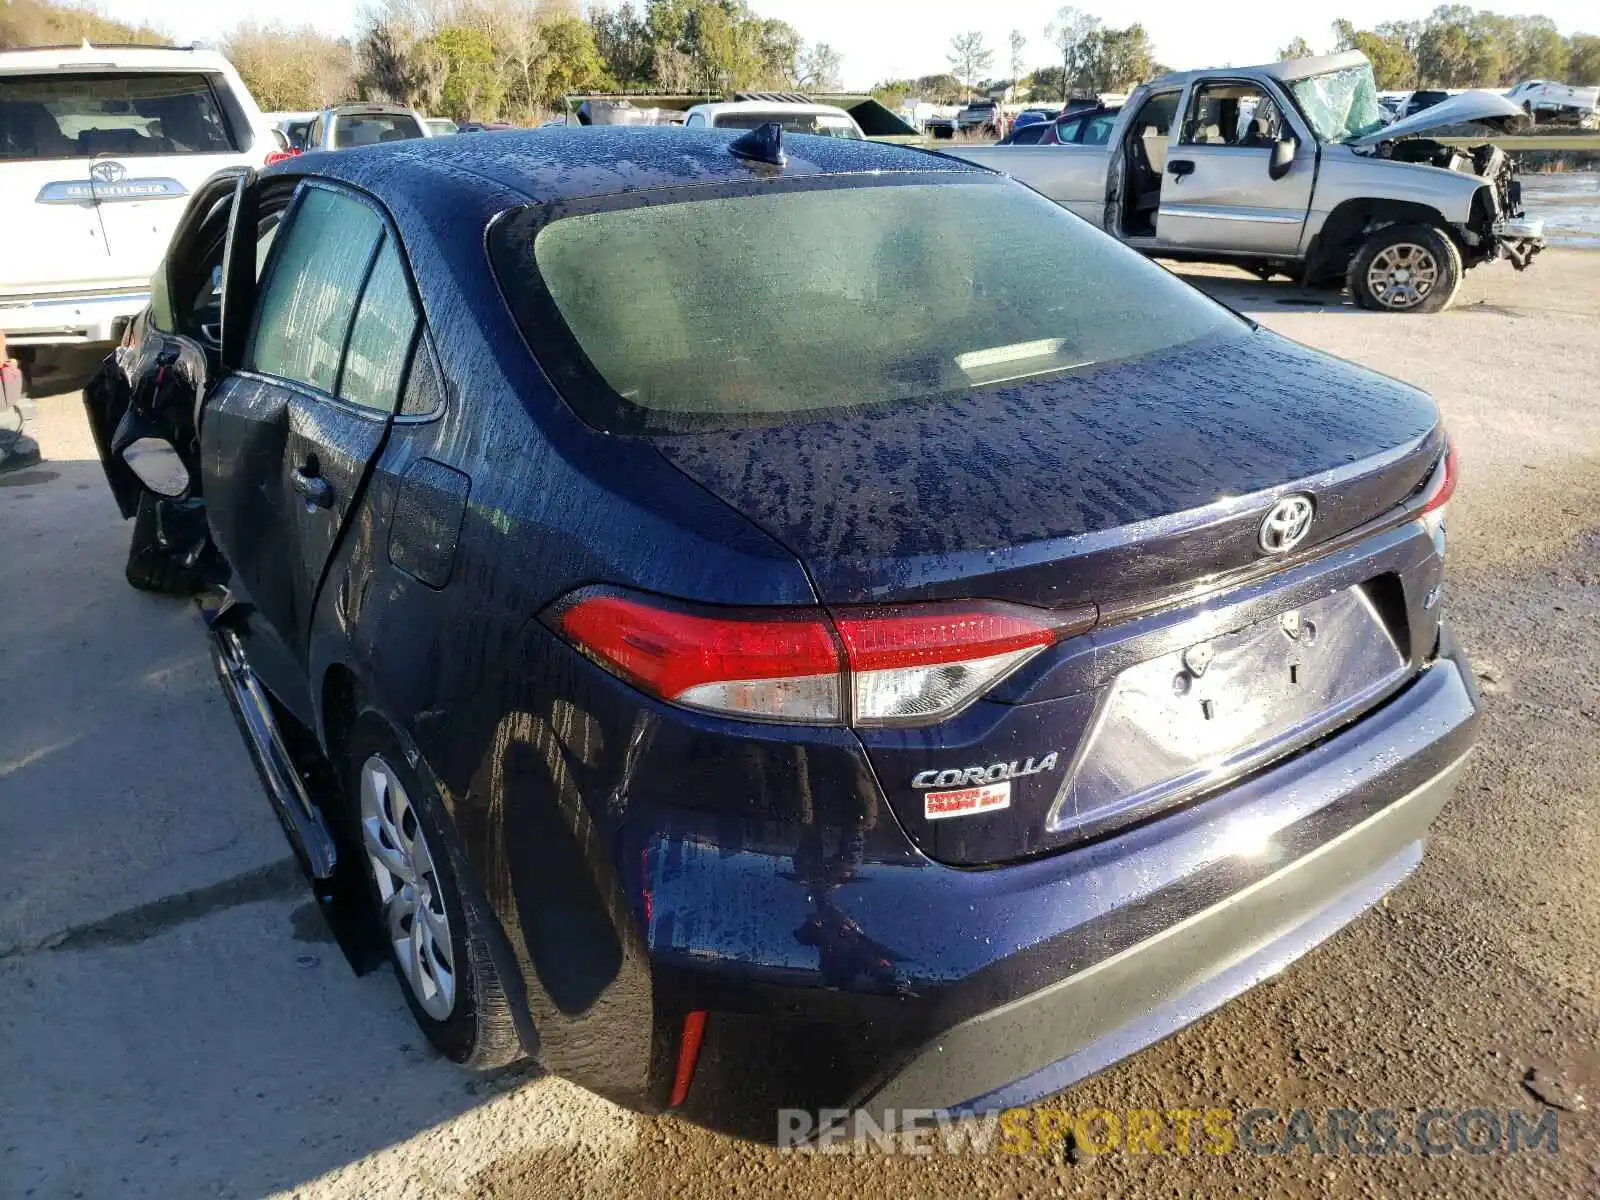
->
[269, 128, 289, 151]
[1269, 136, 1297, 180]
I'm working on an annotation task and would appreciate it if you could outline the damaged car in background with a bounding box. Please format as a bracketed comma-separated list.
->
[951, 51, 1544, 312]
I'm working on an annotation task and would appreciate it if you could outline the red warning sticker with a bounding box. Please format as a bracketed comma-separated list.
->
[923, 781, 1011, 821]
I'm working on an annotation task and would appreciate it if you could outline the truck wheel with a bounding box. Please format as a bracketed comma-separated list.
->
[124, 492, 200, 595]
[1347, 223, 1462, 314]
[346, 718, 523, 1070]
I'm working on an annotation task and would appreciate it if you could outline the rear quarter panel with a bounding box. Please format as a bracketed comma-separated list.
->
[301, 164, 822, 1103]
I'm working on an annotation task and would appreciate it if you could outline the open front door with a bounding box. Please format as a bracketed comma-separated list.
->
[1156, 79, 1315, 256]
[83, 168, 250, 518]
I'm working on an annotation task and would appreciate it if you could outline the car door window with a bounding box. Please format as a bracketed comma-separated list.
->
[685, 113, 704, 128]
[250, 187, 383, 394]
[1080, 112, 1117, 145]
[1180, 83, 1284, 147]
[338, 235, 419, 412]
[1008, 122, 1047, 145]
[1054, 115, 1085, 143]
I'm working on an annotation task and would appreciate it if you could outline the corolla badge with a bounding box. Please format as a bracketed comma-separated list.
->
[89, 160, 128, 184]
[1258, 493, 1315, 555]
[912, 753, 1060, 790]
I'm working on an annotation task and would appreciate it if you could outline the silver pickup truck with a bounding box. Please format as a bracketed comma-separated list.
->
[949, 51, 1545, 312]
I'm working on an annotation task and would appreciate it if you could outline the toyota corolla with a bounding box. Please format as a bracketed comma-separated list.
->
[84, 126, 1479, 1136]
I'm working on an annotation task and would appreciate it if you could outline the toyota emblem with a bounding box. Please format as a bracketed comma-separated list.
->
[89, 160, 127, 184]
[1258, 494, 1315, 554]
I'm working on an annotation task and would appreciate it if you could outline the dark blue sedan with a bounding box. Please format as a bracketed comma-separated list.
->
[85, 126, 1478, 1136]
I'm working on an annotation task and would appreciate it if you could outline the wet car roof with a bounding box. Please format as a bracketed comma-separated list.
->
[274, 126, 986, 211]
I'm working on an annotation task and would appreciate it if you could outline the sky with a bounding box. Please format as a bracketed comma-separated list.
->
[113, 0, 1597, 90]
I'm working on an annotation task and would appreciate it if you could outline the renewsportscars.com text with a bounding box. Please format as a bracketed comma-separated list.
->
[778, 1106, 1562, 1157]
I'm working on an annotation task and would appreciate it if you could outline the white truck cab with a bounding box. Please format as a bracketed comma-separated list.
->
[0, 43, 271, 363]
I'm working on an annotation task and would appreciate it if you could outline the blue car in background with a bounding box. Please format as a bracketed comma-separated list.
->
[83, 127, 1478, 1138]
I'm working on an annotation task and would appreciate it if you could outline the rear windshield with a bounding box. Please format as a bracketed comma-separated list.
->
[0, 72, 236, 160]
[494, 176, 1241, 433]
[333, 113, 424, 148]
[714, 111, 860, 138]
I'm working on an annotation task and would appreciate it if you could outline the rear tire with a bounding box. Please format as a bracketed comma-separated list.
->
[345, 718, 523, 1070]
[124, 492, 200, 595]
[1347, 222, 1462, 314]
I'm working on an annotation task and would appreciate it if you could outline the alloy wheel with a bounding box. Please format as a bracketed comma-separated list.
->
[1365, 243, 1439, 310]
[359, 755, 457, 1020]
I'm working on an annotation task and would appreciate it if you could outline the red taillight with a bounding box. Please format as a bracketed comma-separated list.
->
[1420, 441, 1458, 515]
[264, 148, 301, 166]
[547, 588, 1094, 727]
[553, 591, 843, 723]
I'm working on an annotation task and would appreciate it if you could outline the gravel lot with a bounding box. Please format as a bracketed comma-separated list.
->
[2, 252, 1596, 1198]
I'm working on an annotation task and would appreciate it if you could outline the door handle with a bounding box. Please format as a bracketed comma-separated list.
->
[1167, 159, 1195, 179]
[291, 463, 334, 510]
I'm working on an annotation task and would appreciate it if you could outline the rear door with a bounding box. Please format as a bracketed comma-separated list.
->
[1156, 78, 1315, 255]
[201, 180, 416, 719]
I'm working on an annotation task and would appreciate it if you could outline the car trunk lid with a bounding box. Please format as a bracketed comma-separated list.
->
[653, 329, 1444, 863]
[652, 330, 1441, 609]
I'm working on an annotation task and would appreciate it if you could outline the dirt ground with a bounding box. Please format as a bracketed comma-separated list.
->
[2, 253, 1597, 1199]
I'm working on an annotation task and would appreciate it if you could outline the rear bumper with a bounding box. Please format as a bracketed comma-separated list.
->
[657, 629, 1479, 1129]
[870, 748, 1467, 1119]
[0, 290, 147, 346]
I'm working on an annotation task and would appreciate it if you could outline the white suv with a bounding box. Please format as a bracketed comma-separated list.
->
[0, 43, 271, 368]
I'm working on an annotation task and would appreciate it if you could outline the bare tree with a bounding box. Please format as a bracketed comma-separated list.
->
[947, 31, 993, 96]
[222, 22, 355, 111]
[1044, 5, 1099, 99]
[1009, 29, 1026, 86]
[797, 42, 842, 91]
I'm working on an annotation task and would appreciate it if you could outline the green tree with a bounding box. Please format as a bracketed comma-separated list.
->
[872, 78, 913, 108]
[914, 72, 965, 102]
[1278, 36, 1315, 59]
[1569, 34, 1600, 86]
[1508, 17, 1568, 84]
[1414, 5, 1505, 86]
[356, 20, 441, 109]
[590, 2, 653, 87]
[1332, 18, 1418, 89]
[1078, 24, 1156, 92]
[533, 15, 609, 108]
[429, 25, 503, 121]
